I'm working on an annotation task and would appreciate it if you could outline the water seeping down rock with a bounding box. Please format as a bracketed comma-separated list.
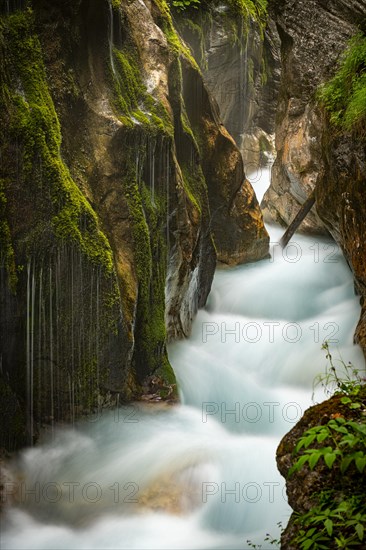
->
[0, 0, 269, 448]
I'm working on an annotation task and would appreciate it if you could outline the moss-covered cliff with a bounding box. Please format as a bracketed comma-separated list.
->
[0, 0, 269, 449]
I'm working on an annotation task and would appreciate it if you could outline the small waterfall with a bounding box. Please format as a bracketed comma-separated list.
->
[149, 136, 156, 206]
[108, 0, 116, 75]
[96, 269, 100, 385]
[49, 266, 54, 434]
[239, 20, 249, 153]
[21, 244, 114, 441]
[166, 140, 170, 257]
[26, 261, 33, 445]
[70, 247, 75, 425]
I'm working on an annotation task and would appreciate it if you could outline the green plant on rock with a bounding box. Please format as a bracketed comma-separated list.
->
[294, 494, 366, 550]
[1, 9, 114, 273]
[289, 416, 366, 477]
[168, 0, 268, 21]
[0, 179, 17, 293]
[313, 342, 365, 400]
[288, 346, 366, 549]
[170, 0, 200, 10]
[246, 523, 282, 548]
[318, 32, 366, 133]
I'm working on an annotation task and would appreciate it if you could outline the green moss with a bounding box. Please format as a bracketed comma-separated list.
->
[259, 133, 271, 153]
[318, 32, 366, 134]
[1, 10, 114, 273]
[169, 0, 268, 38]
[120, 148, 173, 385]
[225, 0, 267, 22]
[0, 9, 126, 435]
[110, 46, 174, 136]
[260, 50, 269, 86]
[112, 48, 145, 115]
[181, 164, 204, 213]
[175, 17, 207, 70]
[181, 106, 198, 146]
[153, 0, 200, 70]
[0, 179, 17, 293]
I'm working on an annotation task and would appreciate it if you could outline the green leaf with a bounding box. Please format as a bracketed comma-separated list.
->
[289, 454, 309, 475]
[339, 435, 360, 448]
[348, 421, 366, 435]
[295, 438, 307, 453]
[304, 433, 318, 448]
[324, 452, 337, 469]
[355, 456, 366, 473]
[340, 455, 353, 473]
[341, 396, 352, 404]
[317, 431, 329, 443]
[355, 523, 364, 541]
[350, 402, 362, 409]
[309, 451, 322, 470]
[331, 424, 349, 434]
[324, 518, 333, 536]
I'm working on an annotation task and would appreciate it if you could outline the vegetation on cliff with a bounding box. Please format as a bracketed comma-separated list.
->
[169, 0, 267, 21]
[0, 9, 115, 274]
[318, 32, 366, 134]
[0, 8, 125, 446]
[280, 347, 366, 549]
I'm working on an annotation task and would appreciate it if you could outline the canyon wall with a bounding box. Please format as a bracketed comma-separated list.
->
[268, 0, 366, 546]
[266, 0, 366, 355]
[0, 0, 269, 448]
[175, 4, 281, 169]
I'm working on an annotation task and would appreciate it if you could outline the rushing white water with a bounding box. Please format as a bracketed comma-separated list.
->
[2, 169, 365, 549]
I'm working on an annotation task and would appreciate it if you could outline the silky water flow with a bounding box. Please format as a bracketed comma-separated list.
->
[2, 167, 365, 549]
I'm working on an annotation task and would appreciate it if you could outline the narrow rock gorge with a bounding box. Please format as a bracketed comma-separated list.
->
[1, 0, 366, 548]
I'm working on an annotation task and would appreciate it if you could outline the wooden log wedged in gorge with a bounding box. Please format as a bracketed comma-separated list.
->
[279, 190, 316, 248]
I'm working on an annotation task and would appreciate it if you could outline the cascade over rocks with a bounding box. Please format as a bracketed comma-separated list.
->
[0, 0, 269, 447]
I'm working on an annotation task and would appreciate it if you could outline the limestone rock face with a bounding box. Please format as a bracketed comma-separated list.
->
[262, 0, 364, 233]
[265, 0, 366, 360]
[176, 7, 281, 170]
[316, 128, 366, 356]
[0, 0, 269, 447]
[180, 60, 269, 265]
